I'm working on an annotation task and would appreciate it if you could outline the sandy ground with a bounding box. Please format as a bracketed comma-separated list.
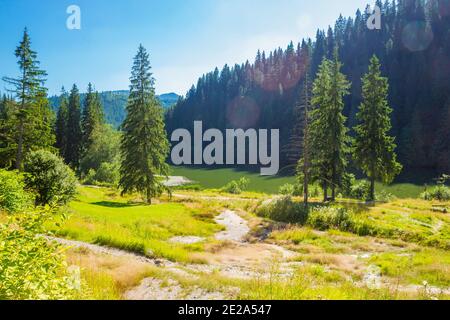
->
[162, 176, 193, 187]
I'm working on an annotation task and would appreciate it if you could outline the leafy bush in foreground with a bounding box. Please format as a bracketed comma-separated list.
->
[0, 209, 76, 300]
[0, 169, 31, 213]
[24, 150, 78, 206]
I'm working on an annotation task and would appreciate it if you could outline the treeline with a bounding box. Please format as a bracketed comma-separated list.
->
[54, 83, 121, 183]
[165, 0, 450, 173]
[49, 91, 180, 129]
[1, 29, 170, 204]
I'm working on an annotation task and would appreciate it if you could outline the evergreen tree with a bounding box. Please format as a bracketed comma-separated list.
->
[2, 28, 54, 170]
[299, 72, 312, 205]
[55, 87, 68, 159]
[66, 84, 82, 169]
[0, 95, 16, 168]
[82, 83, 104, 154]
[309, 51, 351, 201]
[354, 56, 402, 201]
[119, 45, 170, 204]
[327, 48, 351, 200]
[309, 58, 333, 201]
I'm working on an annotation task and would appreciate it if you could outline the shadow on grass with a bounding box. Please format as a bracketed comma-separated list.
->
[92, 201, 141, 208]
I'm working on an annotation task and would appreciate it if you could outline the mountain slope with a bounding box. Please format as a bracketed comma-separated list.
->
[49, 91, 180, 128]
[165, 0, 450, 172]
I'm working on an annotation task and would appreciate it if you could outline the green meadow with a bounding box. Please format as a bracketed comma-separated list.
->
[49, 187, 223, 263]
[170, 166, 427, 198]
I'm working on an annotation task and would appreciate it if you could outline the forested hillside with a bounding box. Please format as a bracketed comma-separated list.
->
[49, 91, 179, 128]
[165, 0, 450, 173]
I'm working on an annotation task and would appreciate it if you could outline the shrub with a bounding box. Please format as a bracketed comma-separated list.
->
[84, 162, 120, 187]
[421, 185, 450, 202]
[376, 190, 395, 202]
[84, 169, 97, 186]
[309, 184, 323, 198]
[279, 183, 295, 196]
[350, 180, 371, 201]
[0, 209, 76, 299]
[24, 150, 78, 207]
[340, 173, 356, 198]
[0, 170, 31, 213]
[307, 207, 353, 231]
[80, 124, 121, 176]
[222, 177, 250, 194]
[257, 196, 309, 224]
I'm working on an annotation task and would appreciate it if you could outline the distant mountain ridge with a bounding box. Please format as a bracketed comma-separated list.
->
[49, 91, 180, 128]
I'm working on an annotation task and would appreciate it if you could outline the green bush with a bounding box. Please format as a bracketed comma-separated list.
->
[340, 173, 356, 198]
[279, 183, 295, 196]
[0, 170, 31, 213]
[80, 124, 121, 176]
[376, 190, 395, 202]
[84, 162, 119, 187]
[24, 150, 78, 207]
[307, 206, 353, 231]
[421, 185, 450, 201]
[350, 180, 371, 200]
[222, 177, 250, 194]
[257, 196, 309, 224]
[0, 209, 76, 299]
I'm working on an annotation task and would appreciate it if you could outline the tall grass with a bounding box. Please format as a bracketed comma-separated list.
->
[50, 187, 222, 263]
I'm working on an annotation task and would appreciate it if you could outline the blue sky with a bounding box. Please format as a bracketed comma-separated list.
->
[0, 0, 368, 96]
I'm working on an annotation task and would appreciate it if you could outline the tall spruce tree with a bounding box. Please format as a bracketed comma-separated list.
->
[119, 45, 170, 204]
[309, 58, 333, 201]
[309, 51, 351, 201]
[354, 56, 402, 200]
[82, 82, 104, 154]
[66, 84, 82, 169]
[295, 72, 313, 205]
[2, 28, 54, 170]
[327, 48, 351, 200]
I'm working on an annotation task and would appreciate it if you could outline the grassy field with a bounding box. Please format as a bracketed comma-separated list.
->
[170, 166, 296, 194]
[43, 184, 450, 300]
[170, 166, 428, 198]
[49, 187, 223, 263]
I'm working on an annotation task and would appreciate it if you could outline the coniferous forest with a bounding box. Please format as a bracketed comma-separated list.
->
[1, 0, 450, 303]
[166, 0, 450, 173]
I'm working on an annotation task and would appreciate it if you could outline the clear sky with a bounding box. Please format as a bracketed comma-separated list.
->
[0, 0, 368, 96]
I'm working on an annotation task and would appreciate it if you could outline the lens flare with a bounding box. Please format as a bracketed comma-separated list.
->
[402, 21, 434, 52]
[226, 96, 260, 129]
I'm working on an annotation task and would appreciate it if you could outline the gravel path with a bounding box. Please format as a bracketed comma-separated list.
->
[214, 210, 250, 242]
[49, 209, 300, 300]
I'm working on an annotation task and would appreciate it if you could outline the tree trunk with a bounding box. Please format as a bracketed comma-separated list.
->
[16, 118, 24, 171]
[146, 187, 152, 205]
[304, 177, 309, 205]
[370, 177, 375, 202]
[331, 166, 336, 201]
[323, 181, 328, 202]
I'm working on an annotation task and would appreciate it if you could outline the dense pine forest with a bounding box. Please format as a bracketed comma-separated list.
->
[165, 0, 450, 173]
